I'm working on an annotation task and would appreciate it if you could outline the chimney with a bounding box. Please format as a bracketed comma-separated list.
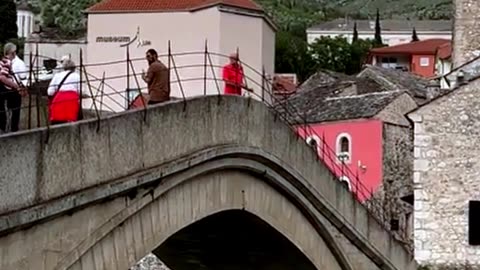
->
[426, 79, 441, 99]
[457, 70, 467, 86]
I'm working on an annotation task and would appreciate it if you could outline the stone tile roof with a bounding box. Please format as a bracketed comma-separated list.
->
[299, 70, 354, 91]
[87, 0, 263, 13]
[357, 65, 430, 102]
[309, 19, 452, 32]
[276, 81, 402, 124]
[370, 39, 450, 55]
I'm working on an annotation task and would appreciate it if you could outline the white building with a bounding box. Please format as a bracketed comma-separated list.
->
[307, 19, 452, 46]
[16, 1, 34, 38]
[85, 0, 276, 112]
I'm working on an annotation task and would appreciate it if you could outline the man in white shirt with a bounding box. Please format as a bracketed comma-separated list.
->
[4, 43, 28, 86]
[0, 43, 25, 133]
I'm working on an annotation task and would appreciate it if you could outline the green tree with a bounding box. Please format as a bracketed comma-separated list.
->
[374, 8, 383, 47]
[309, 36, 375, 75]
[349, 38, 375, 74]
[352, 22, 359, 43]
[0, 0, 18, 44]
[411, 27, 419, 42]
[275, 31, 315, 82]
[309, 36, 353, 74]
[41, 0, 100, 37]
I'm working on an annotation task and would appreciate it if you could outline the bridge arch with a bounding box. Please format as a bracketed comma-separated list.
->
[55, 169, 353, 270]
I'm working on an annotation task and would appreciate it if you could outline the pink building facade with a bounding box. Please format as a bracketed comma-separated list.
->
[297, 119, 383, 202]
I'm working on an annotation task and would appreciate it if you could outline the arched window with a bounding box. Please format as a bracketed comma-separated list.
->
[336, 133, 352, 163]
[340, 137, 349, 153]
[339, 176, 351, 191]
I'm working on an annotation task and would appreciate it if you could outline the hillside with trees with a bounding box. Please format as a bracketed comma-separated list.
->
[332, 0, 452, 20]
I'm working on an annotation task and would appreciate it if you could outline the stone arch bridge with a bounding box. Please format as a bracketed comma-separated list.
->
[0, 96, 416, 270]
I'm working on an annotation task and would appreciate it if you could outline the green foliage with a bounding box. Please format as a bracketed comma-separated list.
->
[329, 0, 452, 20]
[257, 0, 341, 32]
[309, 36, 375, 75]
[275, 31, 316, 82]
[0, 0, 18, 44]
[309, 36, 352, 74]
[40, 0, 100, 37]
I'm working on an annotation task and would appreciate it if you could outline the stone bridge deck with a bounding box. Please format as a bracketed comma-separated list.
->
[0, 95, 417, 270]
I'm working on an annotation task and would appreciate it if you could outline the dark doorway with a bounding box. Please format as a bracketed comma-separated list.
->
[153, 210, 318, 270]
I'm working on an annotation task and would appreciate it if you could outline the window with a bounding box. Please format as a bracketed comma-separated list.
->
[339, 176, 351, 191]
[21, 16, 25, 38]
[469, 201, 480, 245]
[27, 16, 31, 36]
[336, 133, 351, 163]
[420, 57, 430, 67]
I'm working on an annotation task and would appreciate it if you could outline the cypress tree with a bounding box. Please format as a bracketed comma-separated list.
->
[374, 9, 382, 46]
[352, 22, 359, 43]
[411, 27, 419, 42]
[0, 0, 18, 44]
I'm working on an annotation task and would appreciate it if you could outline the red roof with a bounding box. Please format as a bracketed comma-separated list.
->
[436, 42, 452, 60]
[370, 39, 451, 55]
[87, 0, 263, 13]
[273, 75, 297, 96]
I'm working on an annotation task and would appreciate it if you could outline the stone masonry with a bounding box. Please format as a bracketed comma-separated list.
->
[453, 0, 480, 67]
[409, 78, 480, 267]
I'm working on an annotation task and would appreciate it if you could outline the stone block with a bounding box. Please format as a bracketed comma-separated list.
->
[414, 135, 432, 147]
[408, 113, 423, 123]
[106, 111, 144, 181]
[0, 131, 41, 214]
[414, 159, 429, 172]
[80, 118, 112, 187]
[40, 124, 83, 200]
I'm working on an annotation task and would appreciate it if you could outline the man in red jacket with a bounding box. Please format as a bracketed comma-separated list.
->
[222, 53, 251, 95]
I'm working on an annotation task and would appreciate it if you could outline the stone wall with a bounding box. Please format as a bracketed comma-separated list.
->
[453, 0, 480, 67]
[382, 123, 414, 249]
[409, 78, 480, 267]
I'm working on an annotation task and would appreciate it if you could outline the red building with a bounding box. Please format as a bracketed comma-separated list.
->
[276, 71, 426, 202]
[368, 39, 451, 78]
[297, 119, 383, 201]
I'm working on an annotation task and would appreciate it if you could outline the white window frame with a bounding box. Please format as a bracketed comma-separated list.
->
[339, 176, 352, 191]
[336, 132, 352, 163]
[420, 57, 430, 67]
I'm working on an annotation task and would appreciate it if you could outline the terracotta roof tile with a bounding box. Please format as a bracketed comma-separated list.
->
[370, 39, 450, 55]
[87, 0, 263, 13]
[272, 75, 297, 96]
[436, 42, 452, 60]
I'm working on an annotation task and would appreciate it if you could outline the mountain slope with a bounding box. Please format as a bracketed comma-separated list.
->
[326, 0, 452, 20]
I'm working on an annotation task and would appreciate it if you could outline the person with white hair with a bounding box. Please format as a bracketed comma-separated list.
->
[0, 43, 25, 133]
[47, 57, 81, 125]
[4, 42, 27, 86]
